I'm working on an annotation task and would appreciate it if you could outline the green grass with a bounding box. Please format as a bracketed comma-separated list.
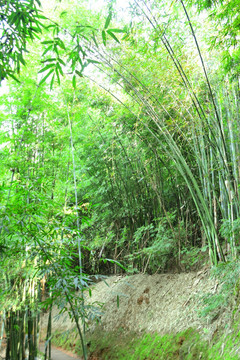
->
[51, 324, 240, 359]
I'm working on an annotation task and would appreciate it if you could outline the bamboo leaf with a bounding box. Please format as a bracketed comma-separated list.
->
[36, 14, 48, 20]
[56, 37, 66, 50]
[18, 54, 26, 66]
[106, 30, 120, 43]
[76, 70, 83, 77]
[103, 258, 126, 270]
[60, 11, 68, 18]
[102, 30, 106, 46]
[87, 59, 101, 65]
[50, 74, 55, 90]
[55, 67, 60, 85]
[122, 34, 129, 40]
[42, 45, 53, 56]
[107, 28, 126, 33]
[56, 62, 64, 76]
[53, 44, 59, 56]
[39, 69, 55, 85]
[8, 73, 20, 83]
[92, 32, 98, 48]
[41, 40, 54, 45]
[58, 58, 66, 66]
[38, 64, 55, 73]
[104, 11, 112, 29]
[72, 75, 76, 89]
[42, 58, 57, 63]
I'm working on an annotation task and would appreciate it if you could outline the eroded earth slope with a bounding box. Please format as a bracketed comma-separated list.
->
[41, 270, 221, 339]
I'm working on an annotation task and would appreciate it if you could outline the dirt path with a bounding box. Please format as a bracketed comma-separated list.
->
[39, 344, 81, 360]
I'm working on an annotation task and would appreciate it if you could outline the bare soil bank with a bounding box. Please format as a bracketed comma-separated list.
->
[40, 270, 224, 340]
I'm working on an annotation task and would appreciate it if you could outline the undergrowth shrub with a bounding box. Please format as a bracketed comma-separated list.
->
[198, 260, 240, 322]
[180, 245, 209, 271]
[125, 213, 182, 273]
[52, 325, 240, 359]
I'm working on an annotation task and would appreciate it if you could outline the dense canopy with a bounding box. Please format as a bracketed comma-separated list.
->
[0, 0, 240, 359]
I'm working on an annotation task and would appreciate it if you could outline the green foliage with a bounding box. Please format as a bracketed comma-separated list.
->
[2, 0, 240, 357]
[1, 0, 240, 281]
[51, 325, 240, 359]
[198, 261, 240, 322]
[220, 218, 240, 252]
[0, 0, 125, 87]
[181, 246, 209, 271]
[0, 0, 45, 81]
[127, 214, 179, 273]
[188, 0, 240, 77]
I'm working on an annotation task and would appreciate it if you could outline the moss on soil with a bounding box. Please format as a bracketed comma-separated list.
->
[51, 324, 240, 359]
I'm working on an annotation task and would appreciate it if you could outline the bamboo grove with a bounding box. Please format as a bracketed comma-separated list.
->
[0, 0, 240, 358]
